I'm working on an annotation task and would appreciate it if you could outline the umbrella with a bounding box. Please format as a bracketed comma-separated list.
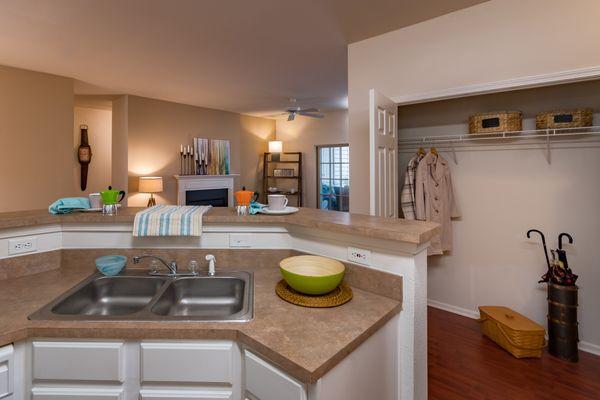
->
[527, 229, 551, 282]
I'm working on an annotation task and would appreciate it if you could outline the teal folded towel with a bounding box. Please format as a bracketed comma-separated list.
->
[48, 197, 91, 214]
[249, 201, 266, 215]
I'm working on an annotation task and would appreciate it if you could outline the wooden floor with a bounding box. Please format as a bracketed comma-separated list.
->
[428, 307, 600, 400]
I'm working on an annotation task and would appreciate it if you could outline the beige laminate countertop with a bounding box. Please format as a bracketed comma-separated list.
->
[0, 207, 440, 246]
[0, 257, 401, 384]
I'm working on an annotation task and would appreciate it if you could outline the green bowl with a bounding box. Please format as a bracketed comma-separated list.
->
[280, 255, 345, 295]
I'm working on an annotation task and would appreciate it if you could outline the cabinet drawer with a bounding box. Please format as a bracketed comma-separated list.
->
[244, 351, 306, 400]
[0, 344, 13, 398]
[140, 388, 233, 399]
[32, 341, 124, 382]
[31, 387, 123, 400]
[141, 341, 233, 384]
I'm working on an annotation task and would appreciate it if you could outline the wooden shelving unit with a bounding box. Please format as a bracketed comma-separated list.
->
[263, 152, 303, 206]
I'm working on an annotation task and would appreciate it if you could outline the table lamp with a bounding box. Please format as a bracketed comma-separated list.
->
[139, 176, 163, 207]
[269, 140, 283, 162]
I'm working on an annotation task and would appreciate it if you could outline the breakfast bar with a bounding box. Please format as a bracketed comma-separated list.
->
[0, 207, 439, 400]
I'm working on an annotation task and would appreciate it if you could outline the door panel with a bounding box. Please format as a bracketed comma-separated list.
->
[140, 388, 233, 400]
[32, 341, 124, 382]
[0, 345, 13, 399]
[369, 89, 398, 217]
[140, 341, 233, 384]
[31, 387, 123, 400]
[244, 351, 306, 400]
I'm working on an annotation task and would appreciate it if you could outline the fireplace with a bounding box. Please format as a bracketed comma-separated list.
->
[174, 174, 238, 207]
[186, 188, 228, 207]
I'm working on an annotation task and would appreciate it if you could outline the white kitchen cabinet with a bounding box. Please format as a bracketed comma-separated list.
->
[139, 388, 233, 400]
[19, 318, 397, 400]
[0, 344, 13, 399]
[32, 341, 124, 382]
[140, 341, 233, 384]
[244, 351, 306, 400]
[31, 386, 123, 400]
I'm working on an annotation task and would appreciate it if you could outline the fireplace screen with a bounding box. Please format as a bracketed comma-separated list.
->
[186, 188, 228, 207]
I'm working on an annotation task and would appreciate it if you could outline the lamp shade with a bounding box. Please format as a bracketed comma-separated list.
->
[268, 140, 283, 153]
[139, 176, 163, 193]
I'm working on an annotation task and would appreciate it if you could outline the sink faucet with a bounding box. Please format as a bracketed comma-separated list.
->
[132, 254, 178, 275]
[206, 254, 216, 276]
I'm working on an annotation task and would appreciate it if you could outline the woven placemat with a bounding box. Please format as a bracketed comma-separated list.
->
[275, 280, 353, 308]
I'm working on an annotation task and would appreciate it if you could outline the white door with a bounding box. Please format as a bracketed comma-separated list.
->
[369, 89, 398, 218]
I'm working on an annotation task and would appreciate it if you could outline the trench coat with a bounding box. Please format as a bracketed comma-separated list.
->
[415, 152, 460, 255]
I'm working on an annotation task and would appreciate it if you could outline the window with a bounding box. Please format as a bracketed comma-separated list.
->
[317, 144, 349, 211]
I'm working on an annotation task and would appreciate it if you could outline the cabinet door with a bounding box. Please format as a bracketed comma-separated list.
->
[244, 351, 306, 400]
[141, 341, 233, 384]
[139, 389, 233, 400]
[0, 344, 13, 399]
[31, 387, 123, 400]
[32, 341, 124, 382]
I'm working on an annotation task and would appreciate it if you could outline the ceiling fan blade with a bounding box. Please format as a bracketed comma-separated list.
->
[264, 112, 289, 118]
[299, 113, 324, 119]
[298, 108, 319, 113]
[287, 113, 295, 121]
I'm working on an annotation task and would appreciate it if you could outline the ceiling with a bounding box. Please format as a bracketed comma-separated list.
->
[0, 0, 486, 116]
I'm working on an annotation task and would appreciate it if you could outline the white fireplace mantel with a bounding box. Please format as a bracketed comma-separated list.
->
[174, 174, 239, 206]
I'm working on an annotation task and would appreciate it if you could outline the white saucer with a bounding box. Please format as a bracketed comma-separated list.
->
[258, 206, 299, 215]
[80, 204, 122, 212]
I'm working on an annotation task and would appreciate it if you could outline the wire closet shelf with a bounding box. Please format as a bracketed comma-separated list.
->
[397, 125, 600, 164]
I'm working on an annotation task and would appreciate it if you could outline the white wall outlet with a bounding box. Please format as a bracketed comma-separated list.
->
[8, 237, 37, 255]
[347, 246, 371, 266]
[229, 233, 252, 248]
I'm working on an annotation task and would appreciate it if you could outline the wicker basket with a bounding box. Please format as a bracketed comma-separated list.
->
[536, 108, 593, 129]
[469, 111, 522, 134]
[478, 306, 546, 358]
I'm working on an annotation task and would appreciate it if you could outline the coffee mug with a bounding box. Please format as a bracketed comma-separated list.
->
[268, 194, 288, 211]
[89, 193, 102, 209]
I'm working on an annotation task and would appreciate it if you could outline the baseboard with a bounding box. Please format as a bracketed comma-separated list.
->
[427, 299, 479, 319]
[579, 341, 600, 356]
[427, 298, 600, 356]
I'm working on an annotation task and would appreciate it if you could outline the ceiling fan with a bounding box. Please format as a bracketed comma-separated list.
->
[275, 98, 325, 121]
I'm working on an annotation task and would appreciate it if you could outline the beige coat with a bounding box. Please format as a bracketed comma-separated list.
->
[415, 152, 460, 255]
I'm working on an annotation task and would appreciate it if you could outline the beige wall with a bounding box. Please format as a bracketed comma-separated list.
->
[73, 105, 112, 194]
[397, 81, 600, 351]
[126, 96, 275, 206]
[0, 65, 74, 212]
[348, 0, 600, 214]
[275, 111, 348, 208]
[111, 95, 129, 192]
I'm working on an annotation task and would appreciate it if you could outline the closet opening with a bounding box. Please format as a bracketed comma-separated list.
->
[396, 78, 600, 379]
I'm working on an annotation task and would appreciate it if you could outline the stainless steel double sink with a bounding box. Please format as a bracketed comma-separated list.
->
[29, 270, 253, 322]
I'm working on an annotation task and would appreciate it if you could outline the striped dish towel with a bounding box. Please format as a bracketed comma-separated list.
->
[133, 205, 211, 237]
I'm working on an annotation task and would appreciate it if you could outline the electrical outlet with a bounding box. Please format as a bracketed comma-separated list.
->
[347, 246, 371, 265]
[9, 237, 37, 255]
[229, 233, 252, 248]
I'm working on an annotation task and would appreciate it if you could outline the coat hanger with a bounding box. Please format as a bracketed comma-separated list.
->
[418, 147, 426, 156]
[430, 147, 438, 156]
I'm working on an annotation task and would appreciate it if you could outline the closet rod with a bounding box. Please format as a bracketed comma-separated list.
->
[397, 126, 600, 165]
[397, 126, 600, 146]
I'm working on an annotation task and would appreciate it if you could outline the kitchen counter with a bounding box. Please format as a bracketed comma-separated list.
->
[0, 250, 401, 384]
[0, 206, 440, 245]
[0, 206, 431, 398]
